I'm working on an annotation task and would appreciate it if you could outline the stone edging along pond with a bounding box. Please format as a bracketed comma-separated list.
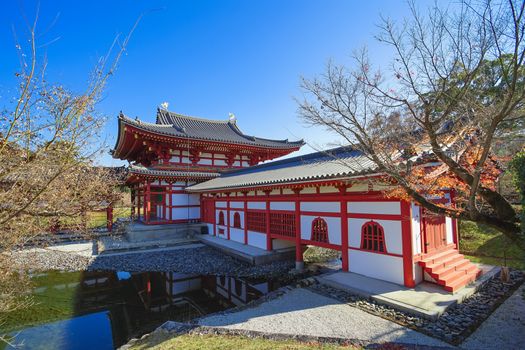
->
[125, 270, 523, 349]
[124, 321, 453, 350]
[308, 269, 524, 346]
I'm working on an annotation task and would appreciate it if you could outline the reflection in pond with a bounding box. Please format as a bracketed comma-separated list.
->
[3, 271, 280, 350]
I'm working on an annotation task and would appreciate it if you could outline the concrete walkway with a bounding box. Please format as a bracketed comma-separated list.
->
[317, 265, 499, 320]
[461, 283, 525, 350]
[197, 288, 451, 347]
[198, 235, 294, 265]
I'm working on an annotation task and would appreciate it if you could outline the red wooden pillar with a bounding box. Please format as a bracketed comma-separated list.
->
[168, 182, 173, 222]
[293, 188, 303, 270]
[450, 190, 459, 249]
[264, 190, 272, 251]
[243, 191, 248, 245]
[130, 187, 136, 220]
[145, 180, 151, 224]
[106, 204, 113, 232]
[401, 200, 415, 288]
[226, 193, 231, 240]
[213, 195, 217, 236]
[339, 185, 349, 271]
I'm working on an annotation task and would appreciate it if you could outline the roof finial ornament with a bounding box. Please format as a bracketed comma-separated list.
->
[228, 112, 237, 124]
[159, 102, 169, 111]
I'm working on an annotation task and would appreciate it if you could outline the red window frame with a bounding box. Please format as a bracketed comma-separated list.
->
[246, 211, 266, 233]
[218, 211, 225, 226]
[269, 212, 296, 237]
[311, 217, 329, 243]
[360, 221, 387, 253]
[233, 212, 242, 229]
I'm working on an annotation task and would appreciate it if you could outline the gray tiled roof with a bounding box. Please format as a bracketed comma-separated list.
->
[129, 165, 220, 179]
[186, 146, 379, 192]
[119, 109, 304, 149]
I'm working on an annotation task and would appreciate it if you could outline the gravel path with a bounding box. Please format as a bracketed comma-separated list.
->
[197, 288, 451, 347]
[10, 248, 91, 271]
[461, 283, 525, 350]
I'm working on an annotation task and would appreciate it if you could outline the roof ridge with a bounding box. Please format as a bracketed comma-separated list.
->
[221, 145, 359, 176]
[157, 109, 230, 125]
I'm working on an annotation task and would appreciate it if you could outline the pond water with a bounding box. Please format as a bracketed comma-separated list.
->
[1, 271, 282, 350]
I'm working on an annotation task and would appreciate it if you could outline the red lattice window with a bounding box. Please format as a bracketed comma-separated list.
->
[246, 211, 266, 233]
[311, 217, 329, 243]
[269, 212, 296, 237]
[218, 211, 225, 226]
[233, 212, 241, 229]
[360, 221, 387, 253]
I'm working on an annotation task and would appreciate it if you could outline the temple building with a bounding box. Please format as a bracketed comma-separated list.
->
[113, 108, 481, 293]
[112, 109, 303, 224]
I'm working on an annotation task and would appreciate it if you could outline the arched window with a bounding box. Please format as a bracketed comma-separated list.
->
[233, 212, 241, 228]
[218, 211, 225, 225]
[361, 221, 387, 253]
[311, 217, 329, 243]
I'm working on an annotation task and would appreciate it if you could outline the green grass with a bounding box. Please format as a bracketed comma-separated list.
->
[87, 207, 130, 228]
[130, 332, 360, 350]
[0, 271, 81, 333]
[459, 221, 525, 270]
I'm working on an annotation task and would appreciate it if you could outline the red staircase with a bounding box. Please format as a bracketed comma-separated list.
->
[418, 247, 482, 292]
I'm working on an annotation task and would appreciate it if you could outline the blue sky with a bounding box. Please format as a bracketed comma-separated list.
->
[0, 0, 432, 166]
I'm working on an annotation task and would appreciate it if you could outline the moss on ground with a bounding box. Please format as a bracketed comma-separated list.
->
[459, 221, 524, 270]
[130, 332, 360, 350]
[0, 271, 81, 332]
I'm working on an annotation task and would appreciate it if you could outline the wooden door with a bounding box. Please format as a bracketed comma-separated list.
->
[424, 215, 447, 253]
[201, 199, 215, 224]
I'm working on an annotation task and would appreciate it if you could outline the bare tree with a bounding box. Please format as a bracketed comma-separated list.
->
[0, 11, 138, 340]
[299, 0, 525, 249]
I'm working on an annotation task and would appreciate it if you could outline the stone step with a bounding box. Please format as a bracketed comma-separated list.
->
[443, 270, 481, 292]
[432, 259, 472, 279]
[419, 248, 457, 266]
[425, 253, 465, 270]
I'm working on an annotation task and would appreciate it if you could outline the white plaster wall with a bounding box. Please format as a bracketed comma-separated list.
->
[413, 263, 423, 285]
[301, 187, 316, 194]
[300, 215, 341, 245]
[348, 218, 402, 255]
[229, 211, 245, 228]
[230, 201, 244, 209]
[206, 224, 214, 235]
[248, 202, 265, 210]
[347, 201, 401, 215]
[411, 203, 422, 255]
[188, 193, 200, 205]
[199, 159, 212, 165]
[247, 231, 266, 249]
[272, 239, 295, 249]
[270, 202, 294, 211]
[215, 159, 227, 166]
[216, 201, 227, 208]
[171, 193, 190, 206]
[348, 249, 404, 285]
[215, 153, 226, 159]
[300, 202, 340, 213]
[319, 186, 339, 193]
[202, 152, 212, 158]
[230, 228, 245, 243]
[171, 207, 200, 220]
[445, 217, 454, 244]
